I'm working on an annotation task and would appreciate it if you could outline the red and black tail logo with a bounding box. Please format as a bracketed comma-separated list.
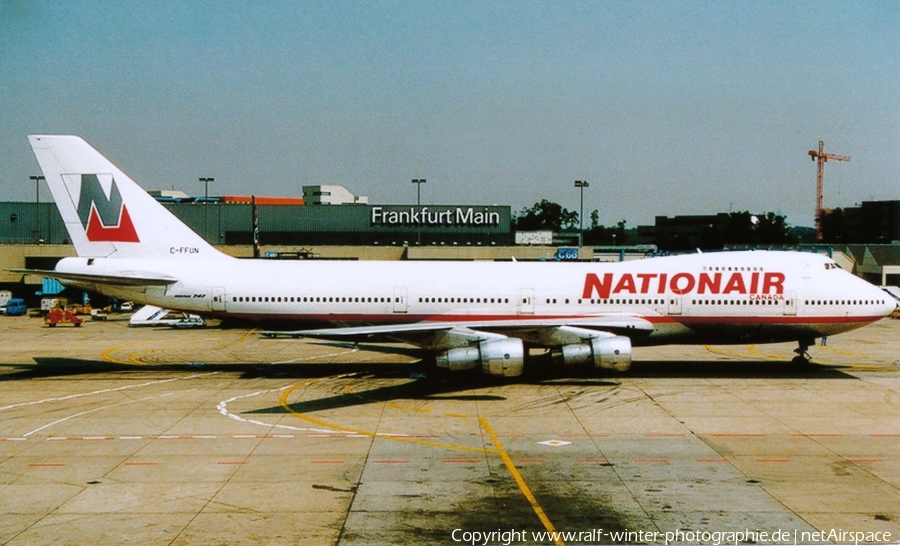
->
[76, 174, 139, 243]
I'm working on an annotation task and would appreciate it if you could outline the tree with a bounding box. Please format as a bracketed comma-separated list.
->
[699, 211, 795, 249]
[513, 200, 579, 231]
[583, 219, 630, 245]
[652, 211, 796, 251]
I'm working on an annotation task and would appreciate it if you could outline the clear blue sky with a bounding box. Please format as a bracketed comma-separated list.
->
[1, 0, 897, 227]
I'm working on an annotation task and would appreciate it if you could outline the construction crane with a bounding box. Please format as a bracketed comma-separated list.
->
[808, 140, 850, 241]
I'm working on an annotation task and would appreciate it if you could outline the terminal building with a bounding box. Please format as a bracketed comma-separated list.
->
[167, 201, 512, 247]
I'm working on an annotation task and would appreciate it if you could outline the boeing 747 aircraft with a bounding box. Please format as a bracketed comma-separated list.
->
[20, 135, 896, 377]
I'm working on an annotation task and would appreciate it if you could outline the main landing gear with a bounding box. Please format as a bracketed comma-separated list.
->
[792, 339, 814, 366]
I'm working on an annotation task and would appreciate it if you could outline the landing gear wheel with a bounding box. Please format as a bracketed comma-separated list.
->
[791, 355, 810, 366]
[792, 339, 813, 366]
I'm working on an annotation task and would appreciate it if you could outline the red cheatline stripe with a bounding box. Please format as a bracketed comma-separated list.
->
[124, 462, 159, 466]
[29, 463, 65, 467]
[869, 433, 900, 437]
[634, 458, 669, 463]
[757, 458, 793, 463]
[578, 458, 610, 464]
[217, 461, 249, 465]
[697, 458, 728, 463]
[373, 459, 409, 464]
[517, 459, 547, 464]
[709, 433, 766, 437]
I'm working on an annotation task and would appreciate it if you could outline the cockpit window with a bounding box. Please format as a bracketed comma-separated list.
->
[825, 262, 841, 270]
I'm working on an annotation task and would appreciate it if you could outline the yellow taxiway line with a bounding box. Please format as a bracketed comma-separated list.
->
[479, 416, 563, 545]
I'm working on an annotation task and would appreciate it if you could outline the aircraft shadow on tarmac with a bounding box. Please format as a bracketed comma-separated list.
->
[1, 356, 859, 417]
[4, 355, 858, 382]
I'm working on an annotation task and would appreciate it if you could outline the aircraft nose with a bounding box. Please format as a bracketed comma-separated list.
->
[875, 287, 898, 317]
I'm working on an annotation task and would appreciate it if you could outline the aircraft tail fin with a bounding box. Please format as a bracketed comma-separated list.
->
[28, 135, 229, 260]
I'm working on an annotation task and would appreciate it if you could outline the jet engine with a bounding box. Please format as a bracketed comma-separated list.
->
[435, 337, 525, 377]
[552, 332, 632, 372]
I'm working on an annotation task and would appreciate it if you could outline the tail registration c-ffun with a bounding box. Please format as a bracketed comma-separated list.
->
[21, 135, 896, 377]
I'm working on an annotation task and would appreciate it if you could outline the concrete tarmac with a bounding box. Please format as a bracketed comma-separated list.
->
[1, 313, 898, 545]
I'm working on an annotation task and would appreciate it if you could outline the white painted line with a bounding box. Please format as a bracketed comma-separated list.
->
[271, 348, 359, 365]
[23, 393, 160, 438]
[0, 373, 219, 412]
[538, 440, 572, 447]
[216, 386, 339, 434]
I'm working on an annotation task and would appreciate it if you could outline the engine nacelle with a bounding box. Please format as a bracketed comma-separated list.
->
[553, 334, 632, 371]
[558, 343, 593, 365]
[436, 337, 525, 377]
[590, 335, 632, 371]
[435, 346, 481, 371]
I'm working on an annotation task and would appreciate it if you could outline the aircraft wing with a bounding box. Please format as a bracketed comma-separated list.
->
[10, 268, 178, 287]
[263, 314, 655, 347]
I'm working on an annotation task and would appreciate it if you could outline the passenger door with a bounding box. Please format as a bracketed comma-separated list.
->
[211, 286, 226, 312]
[783, 290, 797, 316]
[520, 288, 535, 315]
[393, 287, 408, 313]
[668, 296, 682, 315]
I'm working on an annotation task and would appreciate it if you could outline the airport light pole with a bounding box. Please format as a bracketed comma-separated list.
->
[200, 177, 214, 242]
[574, 180, 589, 248]
[412, 178, 426, 245]
[412, 178, 426, 206]
[30, 175, 44, 243]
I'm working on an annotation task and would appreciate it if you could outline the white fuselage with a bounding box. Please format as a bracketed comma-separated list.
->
[55, 250, 894, 346]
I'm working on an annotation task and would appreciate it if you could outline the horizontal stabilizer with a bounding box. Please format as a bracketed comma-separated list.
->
[10, 268, 178, 287]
